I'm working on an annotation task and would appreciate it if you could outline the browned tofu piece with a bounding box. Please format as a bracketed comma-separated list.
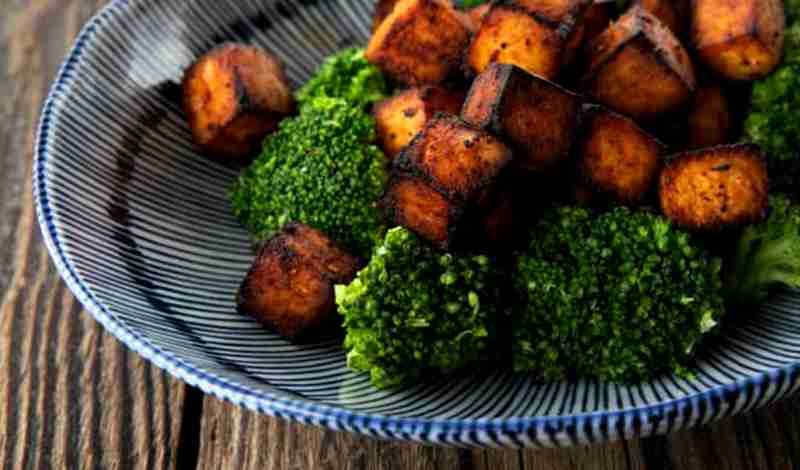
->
[382, 175, 464, 249]
[367, 0, 472, 86]
[468, 4, 492, 26]
[582, 5, 696, 119]
[634, 0, 686, 36]
[682, 83, 733, 150]
[396, 115, 513, 201]
[372, 0, 401, 32]
[583, 0, 615, 41]
[466, 0, 591, 79]
[578, 106, 665, 205]
[183, 43, 295, 164]
[691, 0, 784, 81]
[237, 224, 358, 340]
[373, 86, 466, 159]
[476, 188, 516, 245]
[659, 144, 768, 231]
[462, 63, 582, 172]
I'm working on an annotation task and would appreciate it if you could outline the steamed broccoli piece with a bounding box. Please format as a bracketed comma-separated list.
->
[296, 48, 389, 108]
[459, 0, 488, 7]
[513, 207, 724, 383]
[336, 227, 502, 389]
[743, 1, 800, 197]
[726, 195, 800, 306]
[229, 97, 386, 258]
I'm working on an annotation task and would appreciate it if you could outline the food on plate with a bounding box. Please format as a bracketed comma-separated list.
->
[659, 144, 769, 231]
[229, 96, 386, 258]
[466, 0, 592, 79]
[386, 115, 512, 248]
[744, 1, 800, 196]
[582, 5, 696, 119]
[336, 227, 502, 389]
[237, 223, 359, 340]
[513, 206, 724, 382]
[691, 0, 785, 81]
[367, 0, 472, 86]
[182, 43, 295, 164]
[373, 85, 466, 159]
[214, 0, 800, 388]
[726, 195, 800, 306]
[296, 48, 389, 108]
[577, 105, 665, 205]
[682, 83, 734, 150]
[461, 63, 582, 172]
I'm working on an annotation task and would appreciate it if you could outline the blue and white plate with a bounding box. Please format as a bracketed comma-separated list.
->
[34, 0, 800, 448]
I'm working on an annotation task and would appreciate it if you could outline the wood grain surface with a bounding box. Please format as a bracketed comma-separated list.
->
[1, 1, 799, 469]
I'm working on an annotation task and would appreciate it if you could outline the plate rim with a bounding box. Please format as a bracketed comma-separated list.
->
[32, 0, 800, 447]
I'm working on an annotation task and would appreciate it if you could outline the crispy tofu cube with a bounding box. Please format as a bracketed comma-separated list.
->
[373, 86, 466, 159]
[659, 144, 768, 231]
[367, 0, 472, 86]
[396, 115, 513, 201]
[372, 0, 401, 32]
[382, 175, 464, 249]
[634, 0, 687, 36]
[578, 106, 665, 205]
[462, 63, 582, 172]
[466, 0, 591, 79]
[237, 224, 358, 340]
[183, 43, 295, 164]
[582, 5, 696, 119]
[691, 0, 784, 81]
[682, 83, 733, 150]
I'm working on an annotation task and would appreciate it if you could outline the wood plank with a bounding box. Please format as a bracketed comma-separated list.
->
[0, 1, 188, 469]
[520, 441, 635, 470]
[196, 397, 476, 470]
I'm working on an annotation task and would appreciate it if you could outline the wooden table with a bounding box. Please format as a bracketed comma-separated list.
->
[2, 1, 800, 468]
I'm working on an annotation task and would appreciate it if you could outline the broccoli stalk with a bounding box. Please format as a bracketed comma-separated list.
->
[726, 195, 800, 306]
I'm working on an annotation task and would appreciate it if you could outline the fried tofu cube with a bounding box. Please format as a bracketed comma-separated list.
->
[659, 144, 769, 231]
[466, 0, 592, 79]
[691, 0, 784, 81]
[372, 0, 400, 32]
[237, 223, 359, 340]
[578, 106, 665, 205]
[396, 115, 513, 201]
[367, 0, 472, 86]
[462, 63, 582, 172]
[183, 43, 295, 164]
[582, 5, 696, 119]
[373, 86, 466, 159]
[634, 0, 687, 36]
[382, 175, 464, 249]
[682, 83, 734, 150]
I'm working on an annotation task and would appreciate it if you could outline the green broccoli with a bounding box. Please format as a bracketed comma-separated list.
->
[229, 97, 386, 258]
[296, 48, 389, 108]
[459, 0, 488, 7]
[336, 227, 503, 389]
[726, 195, 800, 306]
[743, 0, 800, 197]
[513, 207, 724, 383]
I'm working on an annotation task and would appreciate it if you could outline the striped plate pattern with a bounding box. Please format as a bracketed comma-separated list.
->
[34, 0, 800, 447]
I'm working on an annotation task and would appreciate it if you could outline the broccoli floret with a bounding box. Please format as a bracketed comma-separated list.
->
[296, 48, 389, 108]
[744, 2, 800, 197]
[336, 227, 502, 389]
[726, 195, 800, 306]
[459, 0, 488, 7]
[513, 207, 724, 383]
[229, 97, 386, 258]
